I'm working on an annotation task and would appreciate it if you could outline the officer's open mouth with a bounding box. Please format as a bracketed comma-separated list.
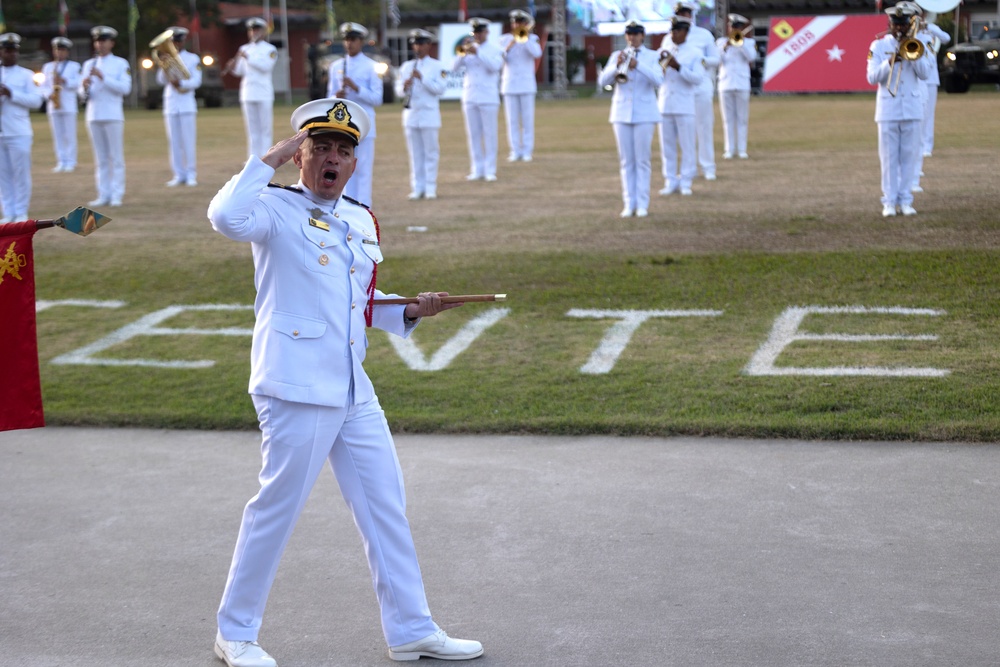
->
[322, 170, 338, 185]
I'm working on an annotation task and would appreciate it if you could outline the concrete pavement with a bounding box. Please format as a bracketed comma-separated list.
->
[1, 428, 998, 666]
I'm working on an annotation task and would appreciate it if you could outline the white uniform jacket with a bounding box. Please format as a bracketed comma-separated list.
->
[208, 157, 415, 408]
[716, 37, 756, 91]
[327, 53, 383, 137]
[657, 43, 704, 115]
[454, 41, 505, 105]
[79, 54, 132, 122]
[917, 24, 950, 87]
[499, 33, 542, 94]
[234, 40, 277, 102]
[662, 26, 720, 95]
[157, 49, 203, 115]
[0, 65, 44, 136]
[396, 56, 447, 128]
[39, 60, 81, 114]
[598, 46, 663, 124]
[866, 35, 932, 122]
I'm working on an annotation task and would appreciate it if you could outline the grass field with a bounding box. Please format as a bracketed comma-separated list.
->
[25, 91, 1000, 440]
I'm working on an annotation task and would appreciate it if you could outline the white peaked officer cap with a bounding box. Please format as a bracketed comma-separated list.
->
[469, 17, 490, 31]
[674, 1, 698, 13]
[339, 22, 369, 39]
[168, 26, 190, 39]
[408, 28, 435, 44]
[51, 36, 73, 48]
[246, 17, 268, 29]
[509, 9, 532, 21]
[728, 13, 750, 24]
[91, 25, 119, 40]
[290, 98, 370, 146]
[0, 33, 22, 48]
[886, 3, 918, 19]
[671, 16, 692, 30]
[624, 20, 645, 34]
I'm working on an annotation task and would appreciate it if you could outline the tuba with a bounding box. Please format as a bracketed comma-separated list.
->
[149, 29, 191, 80]
[513, 20, 535, 43]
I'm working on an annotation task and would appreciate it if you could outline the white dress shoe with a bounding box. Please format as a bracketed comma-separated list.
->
[166, 178, 183, 187]
[425, 192, 437, 200]
[465, 174, 482, 181]
[521, 155, 532, 162]
[923, 151, 932, 158]
[389, 629, 483, 662]
[214, 631, 277, 667]
[704, 173, 716, 181]
[635, 208, 648, 217]
[109, 199, 123, 207]
[484, 174, 497, 182]
[407, 192, 424, 200]
[88, 198, 109, 207]
[619, 207, 633, 218]
[186, 180, 198, 187]
[680, 187, 693, 196]
[738, 152, 749, 159]
[723, 152, 733, 159]
[911, 185, 923, 193]
[506, 153, 519, 162]
[900, 204, 917, 216]
[658, 185, 676, 195]
[52, 165, 64, 173]
[882, 204, 897, 217]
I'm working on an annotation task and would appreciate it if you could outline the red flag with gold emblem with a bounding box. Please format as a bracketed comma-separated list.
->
[0, 220, 45, 431]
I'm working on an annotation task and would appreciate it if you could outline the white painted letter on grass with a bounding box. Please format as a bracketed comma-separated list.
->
[744, 305, 949, 377]
[50, 304, 253, 369]
[388, 307, 510, 371]
[566, 309, 724, 374]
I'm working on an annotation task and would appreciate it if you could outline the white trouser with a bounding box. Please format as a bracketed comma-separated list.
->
[218, 395, 440, 647]
[344, 134, 375, 206]
[242, 100, 273, 159]
[922, 82, 938, 155]
[720, 89, 750, 156]
[48, 112, 78, 169]
[694, 86, 716, 176]
[0, 135, 33, 220]
[659, 114, 696, 190]
[165, 112, 197, 183]
[87, 120, 125, 202]
[612, 121, 655, 211]
[502, 93, 535, 159]
[461, 101, 499, 178]
[404, 126, 440, 196]
[877, 119, 920, 207]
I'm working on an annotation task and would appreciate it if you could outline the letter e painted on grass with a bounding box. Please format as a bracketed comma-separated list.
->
[50, 304, 254, 369]
[566, 309, 724, 375]
[744, 306, 949, 377]
[388, 308, 511, 371]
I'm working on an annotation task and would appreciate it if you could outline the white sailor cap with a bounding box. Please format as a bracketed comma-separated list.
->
[509, 9, 532, 22]
[469, 17, 490, 31]
[91, 26, 118, 40]
[624, 20, 645, 34]
[51, 36, 73, 49]
[670, 17, 692, 30]
[0, 33, 22, 48]
[728, 13, 750, 25]
[408, 28, 435, 44]
[674, 1, 698, 14]
[886, 3, 918, 20]
[245, 17, 268, 30]
[167, 26, 189, 40]
[339, 22, 369, 39]
[290, 97, 370, 146]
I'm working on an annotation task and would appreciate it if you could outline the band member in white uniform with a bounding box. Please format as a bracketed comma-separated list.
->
[327, 22, 383, 206]
[914, 4, 949, 158]
[662, 1, 720, 176]
[157, 27, 202, 187]
[226, 18, 277, 160]
[716, 14, 756, 161]
[40, 36, 81, 174]
[453, 18, 505, 182]
[866, 3, 931, 217]
[208, 97, 483, 667]
[657, 18, 704, 196]
[396, 29, 447, 200]
[500, 9, 543, 163]
[80, 26, 132, 208]
[0, 33, 44, 224]
[598, 21, 662, 218]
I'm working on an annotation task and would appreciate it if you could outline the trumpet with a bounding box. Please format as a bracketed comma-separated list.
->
[50, 68, 64, 110]
[149, 29, 191, 81]
[659, 48, 678, 72]
[887, 17, 924, 97]
[728, 25, 754, 47]
[513, 19, 535, 43]
[456, 35, 476, 56]
[614, 46, 636, 84]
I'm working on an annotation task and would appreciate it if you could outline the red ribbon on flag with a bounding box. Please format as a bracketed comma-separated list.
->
[0, 220, 45, 432]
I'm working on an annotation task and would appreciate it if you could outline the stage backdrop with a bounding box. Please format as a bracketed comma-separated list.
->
[763, 15, 887, 93]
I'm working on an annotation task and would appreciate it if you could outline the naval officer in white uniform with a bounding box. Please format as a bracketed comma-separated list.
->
[716, 14, 756, 161]
[499, 9, 543, 163]
[157, 26, 202, 187]
[40, 36, 81, 173]
[866, 3, 931, 217]
[208, 97, 484, 667]
[454, 18, 505, 181]
[80, 25, 132, 208]
[226, 17, 277, 160]
[327, 22, 383, 206]
[657, 18, 704, 197]
[396, 29, 447, 200]
[0, 33, 44, 224]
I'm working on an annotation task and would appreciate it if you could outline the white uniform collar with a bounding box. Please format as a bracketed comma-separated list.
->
[296, 180, 341, 214]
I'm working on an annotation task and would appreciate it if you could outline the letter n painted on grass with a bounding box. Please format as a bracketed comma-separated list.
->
[744, 305, 949, 377]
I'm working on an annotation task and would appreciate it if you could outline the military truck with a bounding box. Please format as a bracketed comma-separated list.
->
[138, 51, 225, 108]
[941, 26, 1000, 93]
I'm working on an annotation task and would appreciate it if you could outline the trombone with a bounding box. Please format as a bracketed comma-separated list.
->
[149, 29, 191, 80]
[513, 19, 535, 43]
[887, 17, 924, 97]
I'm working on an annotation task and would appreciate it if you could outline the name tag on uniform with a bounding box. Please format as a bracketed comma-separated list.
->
[362, 238, 379, 247]
[309, 217, 330, 231]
